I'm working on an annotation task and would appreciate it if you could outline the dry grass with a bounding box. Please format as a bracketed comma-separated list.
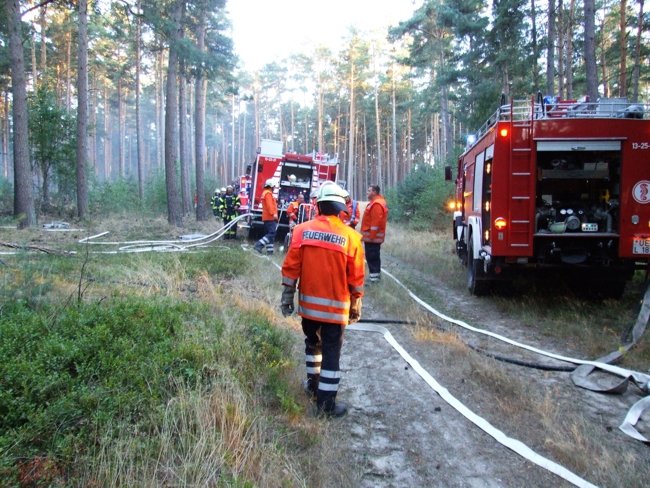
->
[83, 374, 302, 487]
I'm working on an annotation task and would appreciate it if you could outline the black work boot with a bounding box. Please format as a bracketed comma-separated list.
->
[317, 402, 348, 418]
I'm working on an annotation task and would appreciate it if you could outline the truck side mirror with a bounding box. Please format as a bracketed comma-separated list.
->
[444, 166, 452, 182]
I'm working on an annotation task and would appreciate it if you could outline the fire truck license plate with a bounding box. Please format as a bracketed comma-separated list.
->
[633, 237, 650, 254]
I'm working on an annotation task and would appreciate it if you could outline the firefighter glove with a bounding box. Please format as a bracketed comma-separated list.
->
[281, 285, 296, 317]
[348, 296, 362, 324]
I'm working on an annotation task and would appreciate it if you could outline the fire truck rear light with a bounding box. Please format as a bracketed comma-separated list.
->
[494, 217, 507, 229]
[505, 257, 516, 263]
[500, 128, 508, 137]
[631, 215, 639, 224]
[495, 266, 502, 274]
[486, 163, 491, 174]
[516, 257, 529, 264]
[484, 230, 490, 242]
[448, 201, 456, 210]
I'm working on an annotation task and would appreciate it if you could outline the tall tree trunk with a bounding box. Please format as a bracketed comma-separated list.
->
[8, 0, 36, 228]
[585, 0, 599, 101]
[391, 68, 397, 188]
[632, 0, 644, 101]
[195, 9, 207, 221]
[30, 32, 37, 95]
[620, 0, 627, 97]
[230, 91, 235, 182]
[566, 0, 575, 99]
[76, 0, 89, 219]
[547, 0, 556, 96]
[104, 84, 110, 179]
[374, 57, 382, 188]
[136, 0, 144, 200]
[531, 0, 540, 90]
[164, 0, 184, 227]
[65, 30, 71, 112]
[407, 106, 411, 175]
[317, 73, 323, 153]
[90, 72, 96, 171]
[40, 7, 46, 77]
[347, 61, 355, 192]
[118, 77, 125, 177]
[179, 68, 191, 215]
[557, 0, 564, 98]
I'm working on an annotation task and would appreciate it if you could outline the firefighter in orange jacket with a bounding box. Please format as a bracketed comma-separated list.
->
[343, 194, 360, 229]
[360, 185, 388, 283]
[286, 193, 305, 227]
[281, 182, 365, 418]
[254, 179, 279, 255]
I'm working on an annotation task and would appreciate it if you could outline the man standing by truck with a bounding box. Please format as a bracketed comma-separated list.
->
[360, 185, 388, 283]
[254, 179, 279, 255]
[280, 182, 364, 417]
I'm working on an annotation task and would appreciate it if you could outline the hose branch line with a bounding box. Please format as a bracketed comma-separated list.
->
[347, 322, 599, 488]
[380, 266, 650, 444]
[77, 213, 252, 253]
[380, 267, 650, 391]
[355, 319, 578, 372]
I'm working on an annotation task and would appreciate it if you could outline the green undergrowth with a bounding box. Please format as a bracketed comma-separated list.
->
[0, 247, 302, 486]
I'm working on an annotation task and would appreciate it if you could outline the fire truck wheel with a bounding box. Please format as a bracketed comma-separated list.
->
[467, 240, 489, 296]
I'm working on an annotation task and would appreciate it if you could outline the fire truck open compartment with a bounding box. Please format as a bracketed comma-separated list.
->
[535, 143, 621, 235]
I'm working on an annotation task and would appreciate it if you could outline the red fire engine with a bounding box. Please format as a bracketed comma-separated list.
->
[447, 95, 650, 297]
[242, 139, 339, 239]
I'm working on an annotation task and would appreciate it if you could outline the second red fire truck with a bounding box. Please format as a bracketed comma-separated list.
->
[447, 94, 650, 297]
[240, 139, 339, 240]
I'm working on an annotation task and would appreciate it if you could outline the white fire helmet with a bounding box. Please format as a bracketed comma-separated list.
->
[264, 178, 278, 188]
[220, 187, 226, 193]
[316, 181, 348, 205]
[288, 174, 297, 183]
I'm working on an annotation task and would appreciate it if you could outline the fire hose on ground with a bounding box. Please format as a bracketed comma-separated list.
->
[259, 251, 649, 487]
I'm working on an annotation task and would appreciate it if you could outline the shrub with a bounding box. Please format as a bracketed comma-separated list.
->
[0, 298, 220, 481]
[385, 163, 454, 230]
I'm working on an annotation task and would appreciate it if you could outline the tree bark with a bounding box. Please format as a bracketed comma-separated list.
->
[347, 60, 355, 192]
[632, 0, 644, 101]
[165, 0, 184, 227]
[195, 9, 207, 221]
[179, 67, 191, 215]
[391, 67, 397, 188]
[584, 0, 599, 101]
[8, 0, 36, 228]
[557, 0, 564, 98]
[620, 0, 627, 97]
[136, 0, 144, 200]
[76, 0, 89, 219]
[566, 0, 575, 99]
[547, 0, 556, 96]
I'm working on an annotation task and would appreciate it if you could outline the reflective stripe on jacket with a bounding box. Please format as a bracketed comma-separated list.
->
[261, 189, 277, 221]
[360, 195, 388, 244]
[281, 215, 365, 325]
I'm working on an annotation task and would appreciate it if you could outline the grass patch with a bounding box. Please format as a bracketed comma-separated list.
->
[0, 226, 306, 486]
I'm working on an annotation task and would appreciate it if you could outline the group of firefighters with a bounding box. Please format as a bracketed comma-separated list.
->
[212, 178, 388, 418]
[210, 185, 241, 239]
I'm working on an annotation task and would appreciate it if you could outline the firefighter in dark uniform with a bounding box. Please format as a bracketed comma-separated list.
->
[218, 185, 241, 239]
[211, 187, 225, 220]
[280, 182, 365, 417]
